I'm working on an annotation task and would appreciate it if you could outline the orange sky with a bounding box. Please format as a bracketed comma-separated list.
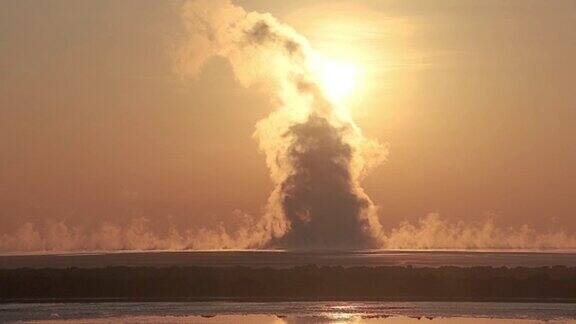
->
[1, 0, 575, 245]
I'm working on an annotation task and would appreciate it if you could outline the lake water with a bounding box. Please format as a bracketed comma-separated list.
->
[1, 301, 575, 323]
[2, 250, 576, 268]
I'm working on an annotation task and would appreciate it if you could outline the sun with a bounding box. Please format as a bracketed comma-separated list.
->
[313, 55, 359, 104]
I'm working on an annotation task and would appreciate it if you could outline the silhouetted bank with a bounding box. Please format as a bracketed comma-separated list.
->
[1, 266, 575, 302]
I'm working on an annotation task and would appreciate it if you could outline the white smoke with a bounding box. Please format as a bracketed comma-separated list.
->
[176, 0, 386, 249]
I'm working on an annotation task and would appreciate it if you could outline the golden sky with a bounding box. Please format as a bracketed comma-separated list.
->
[1, 0, 575, 248]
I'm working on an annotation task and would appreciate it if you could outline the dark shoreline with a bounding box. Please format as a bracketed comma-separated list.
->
[2, 265, 576, 303]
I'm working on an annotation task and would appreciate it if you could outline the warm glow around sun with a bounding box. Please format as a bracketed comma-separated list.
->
[313, 55, 360, 104]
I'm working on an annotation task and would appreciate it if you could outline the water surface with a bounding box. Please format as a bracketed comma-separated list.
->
[1, 301, 575, 323]
[2, 250, 576, 268]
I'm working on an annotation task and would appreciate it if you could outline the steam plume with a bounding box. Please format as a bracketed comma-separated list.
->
[176, 0, 385, 249]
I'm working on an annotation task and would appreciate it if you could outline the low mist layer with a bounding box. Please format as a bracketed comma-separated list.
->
[2, 213, 576, 252]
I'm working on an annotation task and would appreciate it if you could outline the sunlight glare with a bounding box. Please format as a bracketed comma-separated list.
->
[314, 56, 359, 104]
